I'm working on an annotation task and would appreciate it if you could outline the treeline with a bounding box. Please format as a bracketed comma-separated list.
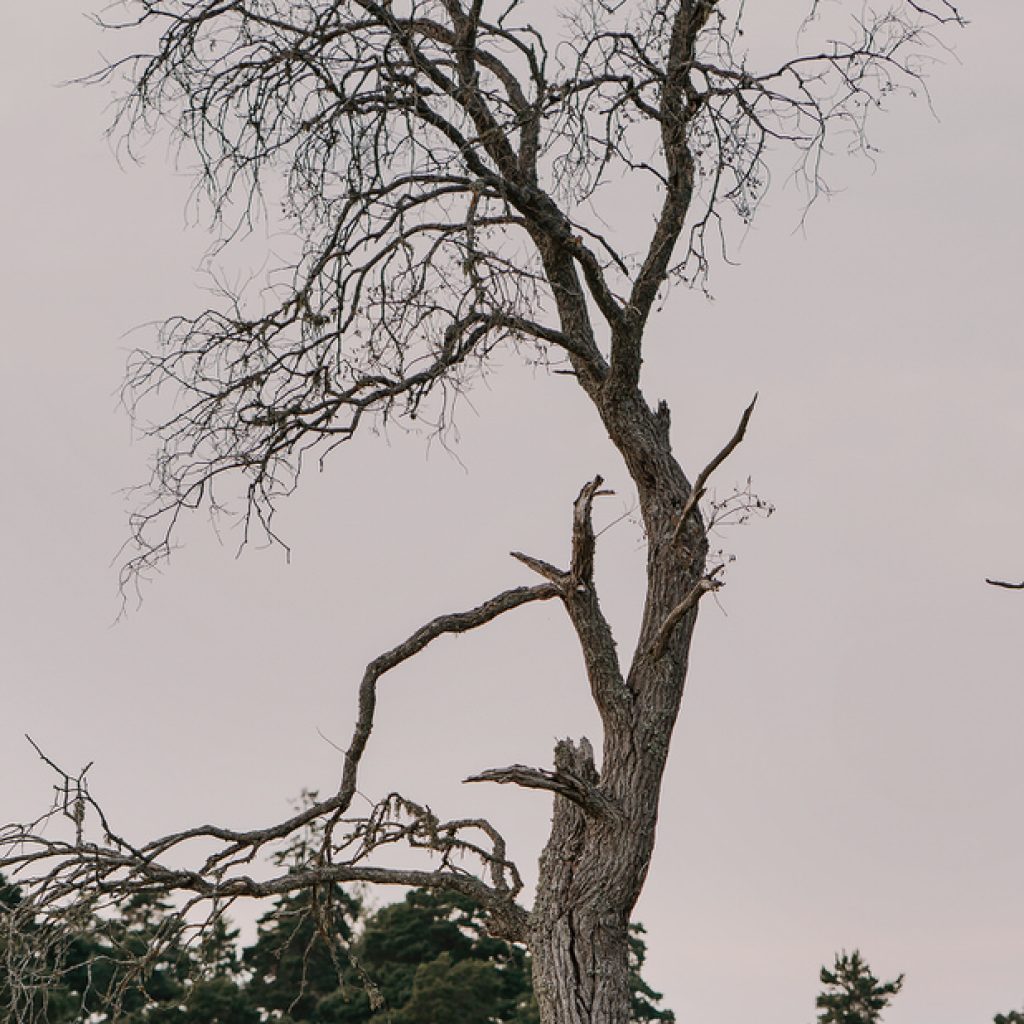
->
[4, 870, 1021, 1024]
[0, 872, 672, 1023]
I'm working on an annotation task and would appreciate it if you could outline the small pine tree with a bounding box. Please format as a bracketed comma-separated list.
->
[628, 924, 675, 1023]
[816, 950, 904, 1024]
[994, 1008, 1024, 1024]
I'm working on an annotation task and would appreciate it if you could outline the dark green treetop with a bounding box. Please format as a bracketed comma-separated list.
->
[816, 950, 904, 1024]
[243, 882, 363, 1023]
[1, 868, 674, 1023]
[994, 1007, 1024, 1024]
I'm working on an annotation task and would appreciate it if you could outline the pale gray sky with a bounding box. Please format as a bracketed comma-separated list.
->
[2, 3, 1023, 1023]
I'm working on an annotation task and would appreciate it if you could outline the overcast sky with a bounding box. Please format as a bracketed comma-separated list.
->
[2, 3, 1023, 1022]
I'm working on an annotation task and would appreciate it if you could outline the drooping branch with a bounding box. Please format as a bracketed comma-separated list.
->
[1, 578, 566, 1003]
[7, 464, 664, 1013]
[335, 582, 560, 817]
[985, 578, 1024, 590]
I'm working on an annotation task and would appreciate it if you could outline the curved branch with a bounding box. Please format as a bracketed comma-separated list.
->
[2, 580, 560, 983]
[337, 582, 560, 814]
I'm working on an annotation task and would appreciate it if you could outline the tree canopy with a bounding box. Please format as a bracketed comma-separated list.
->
[0, 871, 672, 1023]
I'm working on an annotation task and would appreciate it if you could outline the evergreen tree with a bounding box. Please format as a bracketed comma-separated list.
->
[243, 884, 363, 1023]
[391, 954, 505, 1024]
[239, 882, 671, 1023]
[82, 892, 254, 1024]
[240, 797, 365, 1023]
[178, 974, 260, 1024]
[994, 1008, 1024, 1024]
[4, 864, 672, 1023]
[627, 925, 675, 1024]
[180, 916, 259, 1024]
[816, 951, 903, 1024]
[85, 892, 192, 1023]
[0, 873, 21, 1018]
[355, 889, 535, 1023]
[0, 872, 86, 1023]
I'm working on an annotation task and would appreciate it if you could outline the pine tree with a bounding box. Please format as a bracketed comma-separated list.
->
[88, 892, 192, 1023]
[994, 1008, 1024, 1024]
[356, 889, 535, 1022]
[4, 865, 673, 1023]
[0, 872, 87, 1023]
[627, 925, 675, 1023]
[238, 882, 671, 1023]
[816, 951, 903, 1024]
[243, 884, 363, 1022]
[80, 891, 253, 1024]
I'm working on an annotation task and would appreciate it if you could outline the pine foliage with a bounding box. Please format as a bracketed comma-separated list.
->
[816, 950, 903, 1024]
[0, 872, 670, 1023]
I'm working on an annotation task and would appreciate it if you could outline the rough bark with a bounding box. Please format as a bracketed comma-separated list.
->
[526, 387, 705, 1023]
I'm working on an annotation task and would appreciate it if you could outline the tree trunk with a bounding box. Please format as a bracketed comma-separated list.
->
[529, 738, 634, 1024]
[528, 386, 706, 1023]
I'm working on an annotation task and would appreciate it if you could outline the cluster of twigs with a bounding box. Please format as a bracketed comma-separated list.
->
[78, 0, 962, 597]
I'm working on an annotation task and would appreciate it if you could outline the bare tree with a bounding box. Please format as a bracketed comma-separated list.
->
[1, 3, 964, 1022]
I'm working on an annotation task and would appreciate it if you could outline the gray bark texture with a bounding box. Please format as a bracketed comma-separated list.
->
[523, 385, 706, 1024]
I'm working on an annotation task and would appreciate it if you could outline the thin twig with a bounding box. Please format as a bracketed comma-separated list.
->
[673, 394, 758, 544]
[650, 566, 726, 660]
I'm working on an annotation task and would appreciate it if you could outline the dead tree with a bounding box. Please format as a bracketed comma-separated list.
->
[1, 3, 964, 1023]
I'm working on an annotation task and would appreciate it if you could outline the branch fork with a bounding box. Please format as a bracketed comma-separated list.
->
[510, 478, 630, 724]
[510, 475, 614, 594]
